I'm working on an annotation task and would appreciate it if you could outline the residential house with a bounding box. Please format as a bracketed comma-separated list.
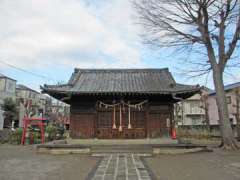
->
[208, 82, 240, 126]
[49, 97, 70, 129]
[0, 74, 16, 129]
[176, 88, 210, 126]
[16, 84, 44, 127]
[176, 82, 240, 137]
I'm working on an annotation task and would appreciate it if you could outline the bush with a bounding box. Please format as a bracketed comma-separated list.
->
[56, 126, 65, 140]
[177, 126, 213, 139]
[2, 98, 17, 128]
[45, 125, 57, 141]
[0, 129, 12, 143]
[10, 128, 23, 144]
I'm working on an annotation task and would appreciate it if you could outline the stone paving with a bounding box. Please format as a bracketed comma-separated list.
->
[90, 153, 153, 180]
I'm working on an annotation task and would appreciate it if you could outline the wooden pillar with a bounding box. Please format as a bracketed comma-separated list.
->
[94, 110, 97, 138]
[170, 103, 174, 136]
[119, 105, 122, 132]
[145, 102, 150, 138]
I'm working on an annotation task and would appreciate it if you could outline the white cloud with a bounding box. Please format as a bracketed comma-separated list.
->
[0, 0, 145, 70]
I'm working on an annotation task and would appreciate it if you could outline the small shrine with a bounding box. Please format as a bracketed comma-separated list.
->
[42, 68, 199, 139]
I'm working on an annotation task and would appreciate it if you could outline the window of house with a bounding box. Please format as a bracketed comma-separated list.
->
[0, 79, 5, 91]
[6, 81, 15, 93]
[190, 101, 200, 113]
[226, 96, 231, 104]
[191, 117, 200, 125]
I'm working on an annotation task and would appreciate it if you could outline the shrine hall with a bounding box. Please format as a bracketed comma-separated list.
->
[42, 68, 199, 139]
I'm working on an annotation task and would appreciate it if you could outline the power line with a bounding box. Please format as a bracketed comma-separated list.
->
[0, 60, 57, 82]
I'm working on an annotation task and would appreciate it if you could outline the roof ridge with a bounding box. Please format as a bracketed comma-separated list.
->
[0, 73, 17, 81]
[17, 84, 40, 94]
[74, 68, 169, 73]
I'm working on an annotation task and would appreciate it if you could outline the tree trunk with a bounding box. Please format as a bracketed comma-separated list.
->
[212, 67, 239, 150]
[205, 102, 210, 131]
[202, 94, 210, 130]
[236, 90, 240, 139]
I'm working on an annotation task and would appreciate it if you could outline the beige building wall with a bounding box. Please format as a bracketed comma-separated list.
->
[176, 92, 207, 126]
[0, 109, 3, 130]
[207, 88, 239, 125]
[0, 78, 16, 102]
[16, 86, 50, 127]
[0, 76, 17, 129]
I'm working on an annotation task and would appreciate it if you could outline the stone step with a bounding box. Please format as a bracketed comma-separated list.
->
[91, 149, 153, 153]
[91, 145, 153, 153]
[36, 143, 209, 155]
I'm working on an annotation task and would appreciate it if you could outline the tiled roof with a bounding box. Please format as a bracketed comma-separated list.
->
[42, 68, 200, 95]
[209, 82, 240, 95]
[224, 82, 240, 90]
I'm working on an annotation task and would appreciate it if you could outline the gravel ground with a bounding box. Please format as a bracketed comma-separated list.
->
[0, 144, 98, 180]
[1, 144, 240, 180]
[147, 148, 240, 180]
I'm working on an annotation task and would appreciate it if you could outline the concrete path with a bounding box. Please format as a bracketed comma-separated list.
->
[90, 154, 153, 180]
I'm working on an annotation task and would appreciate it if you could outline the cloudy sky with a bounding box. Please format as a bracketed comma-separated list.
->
[0, 0, 239, 91]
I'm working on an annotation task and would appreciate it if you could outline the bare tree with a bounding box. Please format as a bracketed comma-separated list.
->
[133, 0, 240, 150]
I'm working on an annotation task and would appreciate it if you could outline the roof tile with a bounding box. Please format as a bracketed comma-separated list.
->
[42, 68, 199, 95]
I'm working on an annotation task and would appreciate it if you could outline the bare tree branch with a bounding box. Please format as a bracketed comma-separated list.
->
[133, 0, 240, 150]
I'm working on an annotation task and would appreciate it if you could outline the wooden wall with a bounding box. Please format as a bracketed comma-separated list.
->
[70, 99, 96, 138]
[147, 104, 173, 138]
[69, 95, 174, 139]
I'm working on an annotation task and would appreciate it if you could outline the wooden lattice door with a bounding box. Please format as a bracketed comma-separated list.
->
[97, 111, 112, 138]
[149, 113, 171, 138]
[97, 109, 146, 139]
